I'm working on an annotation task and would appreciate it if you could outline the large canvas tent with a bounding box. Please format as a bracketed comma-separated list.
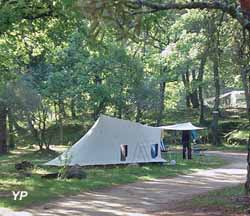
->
[46, 115, 166, 166]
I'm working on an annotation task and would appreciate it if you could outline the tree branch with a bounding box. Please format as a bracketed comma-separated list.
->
[131, 0, 250, 31]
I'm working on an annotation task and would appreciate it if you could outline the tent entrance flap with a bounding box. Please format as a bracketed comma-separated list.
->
[120, 144, 128, 161]
[151, 144, 159, 158]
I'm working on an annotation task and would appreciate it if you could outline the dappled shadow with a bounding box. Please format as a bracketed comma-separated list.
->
[12, 152, 245, 216]
[1, 151, 247, 216]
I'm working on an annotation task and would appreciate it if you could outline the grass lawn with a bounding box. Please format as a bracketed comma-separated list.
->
[0, 146, 225, 209]
[169, 143, 248, 153]
[189, 184, 250, 215]
[160, 185, 250, 215]
[202, 143, 248, 152]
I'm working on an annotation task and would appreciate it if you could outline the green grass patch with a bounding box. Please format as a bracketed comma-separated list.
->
[229, 130, 249, 140]
[225, 129, 249, 146]
[0, 147, 225, 209]
[203, 143, 248, 152]
[190, 184, 250, 213]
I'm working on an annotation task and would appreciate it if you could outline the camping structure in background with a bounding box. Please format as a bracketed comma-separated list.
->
[46, 115, 166, 166]
[159, 122, 207, 147]
[159, 122, 206, 157]
[159, 122, 204, 131]
[159, 122, 205, 144]
[204, 90, 246, 108]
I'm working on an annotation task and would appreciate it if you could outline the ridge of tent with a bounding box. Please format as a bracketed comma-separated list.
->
[99, 114, 156, 129]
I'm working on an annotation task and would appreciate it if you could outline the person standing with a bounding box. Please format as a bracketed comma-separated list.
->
[182, 130, 192, 160]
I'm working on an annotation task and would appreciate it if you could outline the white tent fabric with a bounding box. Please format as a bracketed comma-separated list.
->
[46, 115, 166, 166]
[159, 122, 204, 131]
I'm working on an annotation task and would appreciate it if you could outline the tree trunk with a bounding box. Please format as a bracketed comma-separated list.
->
[93, 100, 106, 120]
[198, 88, 205, 123]
[59, 116, 63, 145]
[136, 103, 142, 122]
[238, 27, 250, 194]
[7, 108, 15, 149]
[58, 100, 64, 145]
[242, 75, 250, 193]
[186, 95, 191, 108]
[54, 102, 58, 123]
[118, 105, 122, 119]
[70, 99, 77, 119]
[240, 66, 250, 193]
[246, 137, 250, 194]
[41, 106, 50, 150]
[0, 105, 7, 155]
[190, 91, 199, 108]
[93, 74, 105, 120]
[60, 100, 66, 118]
[40, 106, 46, 148]
[27, 114, 41, 148]
[156, 81, 166, 126]
[190, 70, 200, 109]
[210, 55, 221, 146]
[118, 80, 124, 119]
[182, 70, 191, 108]
[198, 52, 208, 124]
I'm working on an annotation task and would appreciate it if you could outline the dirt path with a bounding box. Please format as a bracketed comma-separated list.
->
[0, 151, 247, 216]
